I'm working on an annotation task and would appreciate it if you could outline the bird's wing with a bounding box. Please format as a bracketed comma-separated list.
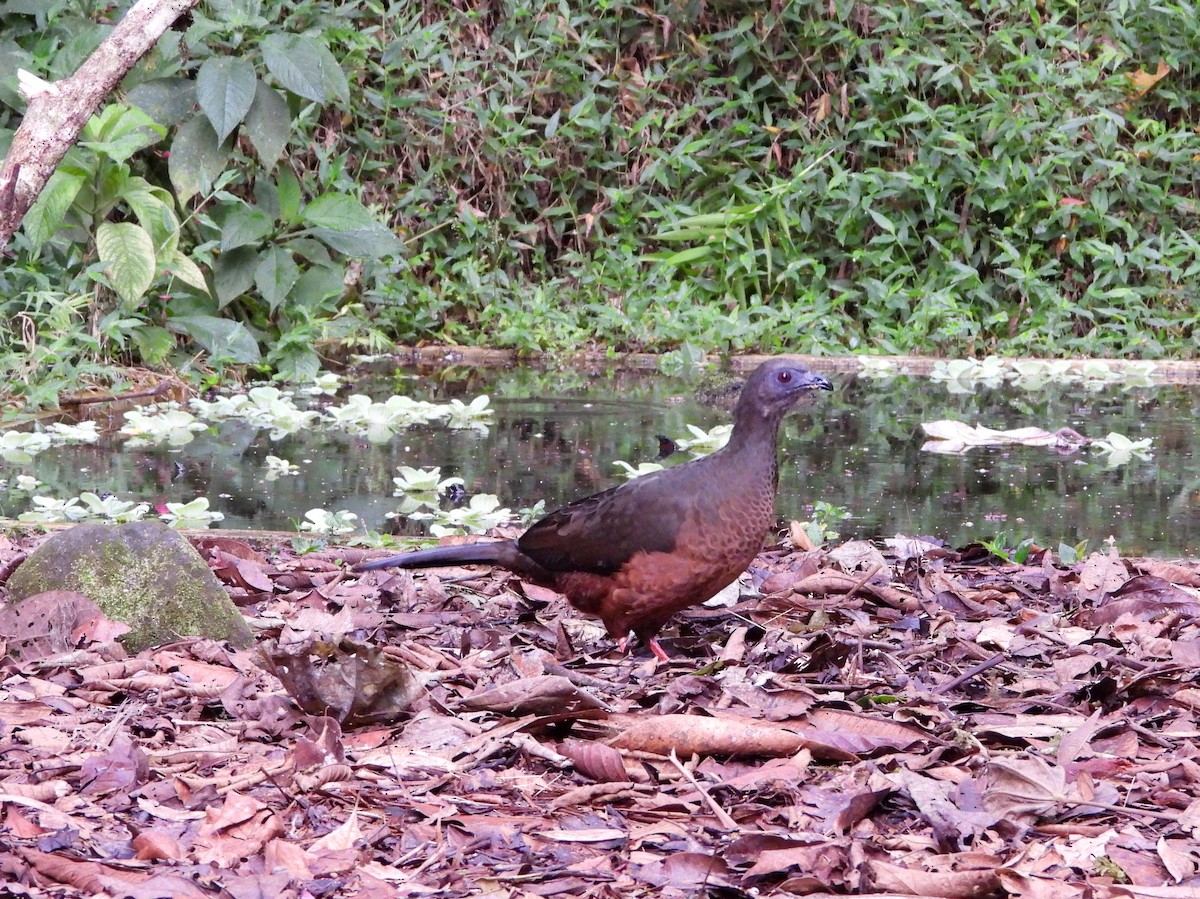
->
[516, 467, 693, 574]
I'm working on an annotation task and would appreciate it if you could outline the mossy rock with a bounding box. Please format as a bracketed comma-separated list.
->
[7, 520, 252, 653]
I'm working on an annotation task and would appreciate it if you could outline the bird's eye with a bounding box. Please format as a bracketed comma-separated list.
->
[777, 370, 793, 384]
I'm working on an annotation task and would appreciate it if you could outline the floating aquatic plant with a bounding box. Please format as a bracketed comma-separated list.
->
[19, 496, 86, 523]
[159, 497, 226, 528]
[675, 423, 732, 456]
[0, 431, 53, 463]
[613, 460, 665, 479]
[857, 357, 899, 379]
[301, 372, 343, 396]
[389, 465, 465, 516]
[410, 493, 513, 536]
[119, 405, 208, 447]
[47, 421, 100, 443]
[301, 508, 360, 536]
[444, 395, 493, 432]
[1091, 432, 1153, 468]
[264, 455, 300, 479]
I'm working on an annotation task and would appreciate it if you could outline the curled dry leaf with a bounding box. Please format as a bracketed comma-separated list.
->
[559, 737, 629, 783]
[457, 674, 609, 716]
[828, 539, 888, 571]
[259, 634, 423, 725]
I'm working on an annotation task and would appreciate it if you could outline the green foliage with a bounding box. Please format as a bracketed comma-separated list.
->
[1057, 540, 1090, 566]
[798, 501, 851, 546]
[978, 531, 1037, 565]
[0, 0, 400, 386]
[352, 0, 1200, 358]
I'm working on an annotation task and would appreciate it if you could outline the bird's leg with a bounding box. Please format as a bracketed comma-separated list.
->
[617, 634, 671, 662]
[647, 638, 671, 663]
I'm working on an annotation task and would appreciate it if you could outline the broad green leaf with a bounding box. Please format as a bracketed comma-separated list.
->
[81, 104, 164, 162]
[218, 204, 273, 251]
[196, 56, 257, 144]
[302, 192, 401, 257]
[254, 245, 300, 310]
[168, 314, 261, 363]
[125, 78, 197, 127]
[214, 245, 260, 307]
[244, 82, 291, 168]
[123, 184, 180, 255]
[206, 0, 265, 26]
[169, 115, 231, 201]
[23, 170, 84, 253]
[261, 34, 327, 103]
[271, 344, 321, 382]
[162, 252, 210, 295]
[277, 168, 302, 223]
[96, 222, 156, 307]
[132, 325, 176, 365]
[289, 265, 345, 312]
[867, 209, 897, 235]
[310, 38, 349, 104]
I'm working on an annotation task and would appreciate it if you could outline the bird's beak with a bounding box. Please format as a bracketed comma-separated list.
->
[805, 372, 834, 392]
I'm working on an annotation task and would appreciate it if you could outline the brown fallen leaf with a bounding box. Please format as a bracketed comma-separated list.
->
[636, 851, 735, 888]
[1129, 558, 1200, 587]
[131, 831, 185, 861]
[457, 674, 609, 716]
[559, 737, 629, 783]
[1127, 59, 1170, 96]
[194, 791, 283, 867]
[1081, 575, 1200, 626]
[0, 590, 129, 661]
[606, 712, 859, 760]
[865, 858, 1002, 898]
[1076, 551, 1128, 602]
[980, 754, 1095, 824]
[259, 633, 423, 726]
[805, 708, 929, 751]
[15, 846, 212, 898]
[190, 535, 267, 562]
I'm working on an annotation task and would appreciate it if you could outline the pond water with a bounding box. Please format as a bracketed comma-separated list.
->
[5, 363, 1195, 557]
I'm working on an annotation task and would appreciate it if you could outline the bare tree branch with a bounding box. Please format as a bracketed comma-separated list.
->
[0, 0, 201, 250]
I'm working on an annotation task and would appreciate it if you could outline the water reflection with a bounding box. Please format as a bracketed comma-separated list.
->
[5, 365, 1193, 556]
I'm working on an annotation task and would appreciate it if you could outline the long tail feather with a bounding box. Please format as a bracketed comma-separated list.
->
[353, 541, 508, 572]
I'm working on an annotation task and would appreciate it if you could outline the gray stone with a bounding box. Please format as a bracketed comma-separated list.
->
[7, 520, 252, 653]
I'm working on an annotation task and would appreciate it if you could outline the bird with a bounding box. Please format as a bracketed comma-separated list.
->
[354, 358, 834, 660]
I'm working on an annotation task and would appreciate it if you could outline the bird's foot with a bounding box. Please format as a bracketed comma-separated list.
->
[616, 635, 671, 663]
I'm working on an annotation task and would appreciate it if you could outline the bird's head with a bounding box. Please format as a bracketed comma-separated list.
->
[737, 358, 834, 421]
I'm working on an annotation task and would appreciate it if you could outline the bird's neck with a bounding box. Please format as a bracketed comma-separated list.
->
[722, 408, 784, 480]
